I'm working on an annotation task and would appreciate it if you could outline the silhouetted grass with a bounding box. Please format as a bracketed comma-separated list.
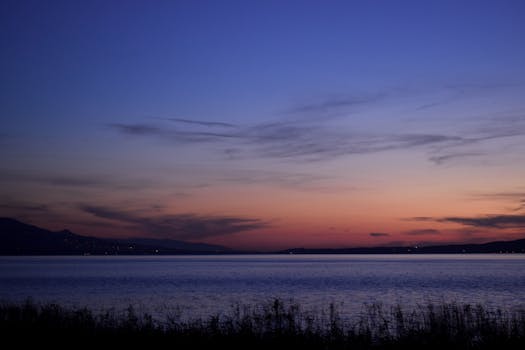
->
[1, 299, 525, 349]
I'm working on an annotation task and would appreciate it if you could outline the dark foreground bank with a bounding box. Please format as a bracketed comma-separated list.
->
[1, 299, 525, 349]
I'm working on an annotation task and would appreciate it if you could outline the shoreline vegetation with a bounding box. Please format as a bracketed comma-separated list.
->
[1, 299, 525, 349]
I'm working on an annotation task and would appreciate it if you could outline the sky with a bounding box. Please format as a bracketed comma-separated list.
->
[1, 0, 525, 251]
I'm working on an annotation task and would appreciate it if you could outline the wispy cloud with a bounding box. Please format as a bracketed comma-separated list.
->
[0, 170, 151, 190]
[413, 81, 523, 112]
[108, 123, 162, 136]
[405, 229, 441, 235]
[0, 197, 68, 223]
[0, 200, 49, 213]
[427, 113, 525, 164]
[440, 214, 525, 229]
[162, 118, 237, 128]
[243, 121, 464, 161]
[109, 87, 525, 164]
[415, 102, 443, 111]
[109, 123, 236, 143]
[406, 214, 525, 229]
[219, 169, 339, 191]
[473, 191, 525, 199]
[406, 216, 434, 222]
[111, 118, 465, 162]
[369, 232, 390, 237]
[428, 152, 485, 165]
[444, 81, 524, 94]
[470, 190, 525, 212]
[516, 200, 525, 212]
[80, 205, 269, 240]
[287, 93, 385, 115]
[40, 176, 115, 188]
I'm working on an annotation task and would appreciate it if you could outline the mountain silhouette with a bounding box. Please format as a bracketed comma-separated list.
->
[0, 217, 229, 255]
[3, 217, 525, 255]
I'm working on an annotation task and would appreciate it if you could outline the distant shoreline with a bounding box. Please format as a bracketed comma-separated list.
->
[2, 252, 525, 257]
[0, 252, 525, 257]
[3, 217, 525, 256]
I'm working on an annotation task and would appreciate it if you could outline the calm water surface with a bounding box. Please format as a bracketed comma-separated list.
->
[1, 254, 525, 319]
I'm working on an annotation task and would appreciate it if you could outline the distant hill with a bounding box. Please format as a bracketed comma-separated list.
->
[282, 239, 525, 255]
[0, 218, 230, 255]
[4, 217, 525, 255]
[121, 238, 227, 252]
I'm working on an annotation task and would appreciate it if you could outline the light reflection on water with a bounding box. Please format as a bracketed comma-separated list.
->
[1, 254, 525, 320]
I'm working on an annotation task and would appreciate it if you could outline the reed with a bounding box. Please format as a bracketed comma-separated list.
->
[1, 299, 524, 349]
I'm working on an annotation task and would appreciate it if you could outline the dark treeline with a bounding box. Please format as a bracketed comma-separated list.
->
[1, 299, 525, 349]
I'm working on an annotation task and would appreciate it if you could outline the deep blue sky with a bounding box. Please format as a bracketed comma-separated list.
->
[3, 1, 524, 129]
[1, 1, 525, 249]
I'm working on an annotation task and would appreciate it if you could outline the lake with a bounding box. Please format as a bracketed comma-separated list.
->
[1, 254, 525, 320]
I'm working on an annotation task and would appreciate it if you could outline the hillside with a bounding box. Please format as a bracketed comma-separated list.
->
[0, 218, 229, 255]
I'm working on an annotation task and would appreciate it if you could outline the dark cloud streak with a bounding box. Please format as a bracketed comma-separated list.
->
[440, 215, 525, 229]
[369, 232, 390, 237]
[288, 93, 386, 115]
[405, 229, 441, 235]
[109, 123, 236, 143]
[111, 119, 468, 162]
[108, 123, 161, 135]
[405, 217, 434, 222]
[406, 214, 525, 229]
[109, 109, 525, 164]
[243, 122, 465, 161]
[80, 205, 268, 240]
[164, 118, 237, 128]
[428, 152, 484, 165]
[0, 202, 49, 213]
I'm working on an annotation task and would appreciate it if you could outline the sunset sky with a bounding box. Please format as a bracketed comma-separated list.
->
[1, 0, 525, 250]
